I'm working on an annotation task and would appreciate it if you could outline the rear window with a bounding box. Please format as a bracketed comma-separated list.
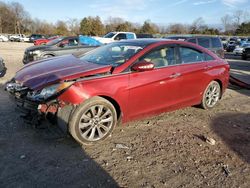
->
[211, 38, 222, 48]
[197, 38, 210, 48]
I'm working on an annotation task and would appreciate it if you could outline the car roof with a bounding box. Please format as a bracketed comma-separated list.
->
[165, 35, 220, 39]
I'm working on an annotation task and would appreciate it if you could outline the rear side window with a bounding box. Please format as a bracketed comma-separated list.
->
[126, 33, 135, 39]
[211, 38, 222, 48]
[205, 53, 215, 61]
[180, 47, 204, 64]
[198, 38, 210, 48]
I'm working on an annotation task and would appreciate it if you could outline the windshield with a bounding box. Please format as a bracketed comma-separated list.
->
[103, 32, 116, 38]
[46, 37, 65, 46]
[79, 42, 145, 66]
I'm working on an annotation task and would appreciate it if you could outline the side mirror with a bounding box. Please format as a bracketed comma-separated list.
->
[131, 61, 154, 72]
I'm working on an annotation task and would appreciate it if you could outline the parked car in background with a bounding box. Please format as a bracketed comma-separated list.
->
[6, 39, 230, 145]
[226, 41, 237, 52]
[9, 34, 28, 42]
[93, 31, 137, 44]
[0, 57, 7, 77]
[34, 36, 60, 46]
[136, 33, 154, 38]
[233, 43, 250, 55]
[23, 36, 97, 64]
[242, 46, 250, 60]
[164, 35, 224, 58]
[0, 34, 8, 42]
[29, 34, 46, 42]
[18, 35, 30, 42]
[220, 36, 229, 49]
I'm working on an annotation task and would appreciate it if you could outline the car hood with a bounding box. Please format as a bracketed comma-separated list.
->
[15, 54, 112, 90]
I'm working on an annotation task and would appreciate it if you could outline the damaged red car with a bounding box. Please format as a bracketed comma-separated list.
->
[6, 39, 230, 145]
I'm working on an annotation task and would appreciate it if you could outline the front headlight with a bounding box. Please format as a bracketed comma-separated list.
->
[27, 81, 74, 101]
[30, 50, 41, 55]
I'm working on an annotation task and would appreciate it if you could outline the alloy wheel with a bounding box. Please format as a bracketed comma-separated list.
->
[204, 82, 220, 108]
[78, 105, 114, 142]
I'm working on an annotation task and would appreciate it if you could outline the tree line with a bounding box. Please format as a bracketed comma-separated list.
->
[0, 1, 250, 36]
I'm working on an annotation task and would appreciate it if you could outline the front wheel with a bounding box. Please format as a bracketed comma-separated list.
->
[69, 97, 117, 145]
[201, 81, 221, 110]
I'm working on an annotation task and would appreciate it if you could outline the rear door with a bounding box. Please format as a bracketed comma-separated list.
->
[128, 45, 182, 120]
[177, 45, 209, 104]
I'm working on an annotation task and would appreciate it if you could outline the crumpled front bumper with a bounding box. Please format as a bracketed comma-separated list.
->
[5, 81, 39, 112]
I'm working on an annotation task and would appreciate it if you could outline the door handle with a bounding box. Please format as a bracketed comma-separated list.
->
[169, 73, 181, 78]
[204, 65, 213, 70]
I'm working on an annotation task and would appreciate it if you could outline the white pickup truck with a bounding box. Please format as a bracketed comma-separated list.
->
[93, 32, 136, 44]
[9, 34, 30, 42]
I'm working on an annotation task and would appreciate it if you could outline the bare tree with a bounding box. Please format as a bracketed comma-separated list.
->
[67, 18, 80, 35]
[10, 2, 29, 34]
[189, 17, 207, 34]
[168, 23, 188, 34]
[221, 14, 234, 34]
[233, 10, 244, 26]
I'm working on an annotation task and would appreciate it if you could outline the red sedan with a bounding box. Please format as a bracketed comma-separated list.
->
[6, 39, 229, 145]
[33, 36, 59, 45]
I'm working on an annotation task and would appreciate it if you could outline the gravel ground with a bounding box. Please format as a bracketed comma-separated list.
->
[0, 42, 249, 188]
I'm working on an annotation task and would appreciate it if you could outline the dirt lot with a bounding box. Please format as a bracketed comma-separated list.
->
[0, 42, 249, 188]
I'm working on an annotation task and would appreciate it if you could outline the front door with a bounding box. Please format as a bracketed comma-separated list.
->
[128, 45, 182, 120]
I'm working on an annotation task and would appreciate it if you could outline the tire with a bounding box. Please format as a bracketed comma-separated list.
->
[0, 39, 3, 42]
[69, 96, 117, 145]
[201, 81, 221, 110]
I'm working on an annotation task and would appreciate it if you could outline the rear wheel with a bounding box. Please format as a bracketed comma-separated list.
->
[201, 81, 221, 109]
[69, 97, 117, 145]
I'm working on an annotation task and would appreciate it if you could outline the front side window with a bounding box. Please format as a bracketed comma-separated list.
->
[198, 38, 210, 48]
[47, 37, 65, 46]
[114, 34, 127, 40]
[68, 38, 78, 46]
[180, 47, 204, 63]
[139, 46, 177, 68]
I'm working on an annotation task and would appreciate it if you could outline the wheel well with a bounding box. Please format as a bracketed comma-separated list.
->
[43, 54, 55, 57]
[99, 95, 121, 120]
[214, 79, 223, 98]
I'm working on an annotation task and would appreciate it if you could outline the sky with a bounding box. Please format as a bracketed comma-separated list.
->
[3, 0, 250, 25]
